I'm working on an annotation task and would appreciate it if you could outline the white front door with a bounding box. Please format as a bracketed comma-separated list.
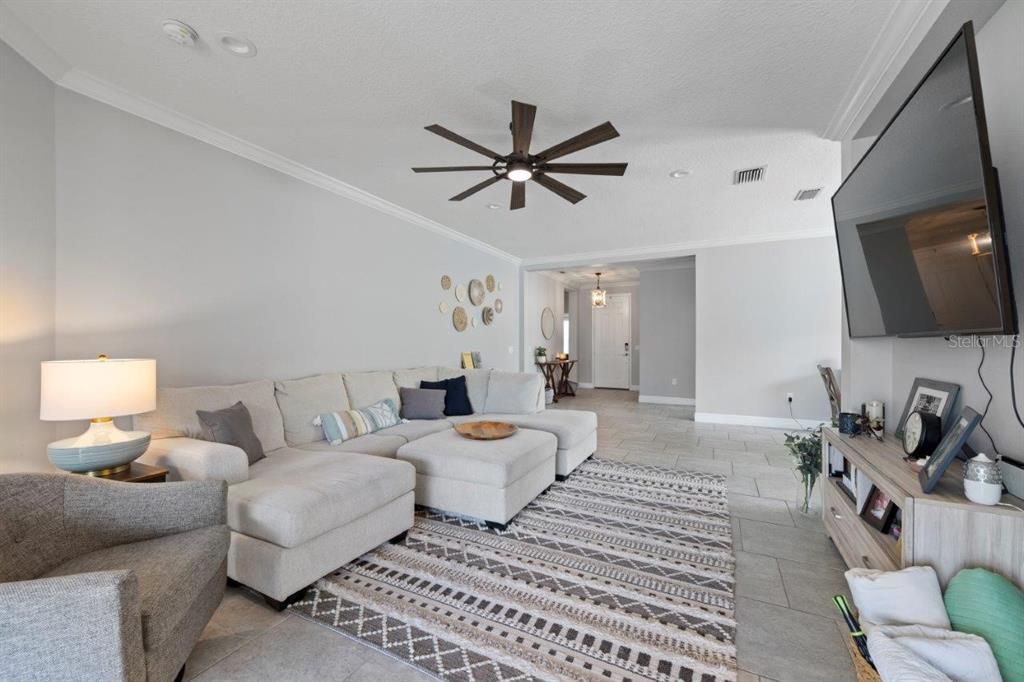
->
[593, 293, 631, 389]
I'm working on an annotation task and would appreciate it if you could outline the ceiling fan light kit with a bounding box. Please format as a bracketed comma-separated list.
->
[412, 100, 627, 210]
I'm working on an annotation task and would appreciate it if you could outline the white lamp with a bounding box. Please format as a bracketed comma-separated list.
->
[40, 356, 156, 475]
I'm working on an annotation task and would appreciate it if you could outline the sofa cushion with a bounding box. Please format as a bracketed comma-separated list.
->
[230, 449, 415, 548]
[315, 400, 401, 444]
[344, 371, 401, 410]
[396, 428, 556, 488]
[43, 525, 229, 649]
[438, 368, 490, 413]
[420, 377, 473, 416]
[484, 371, 544, 414]
[399, 387, 446, 420]
[394, 367, 439, 389]
[480, 410, 597, 450]
[274, 373, 348, 446]
[293, 434, 407, 458]
[196, 401, 265, 466]
[378, 420, 453, 442]
[134, 380, 286, 453]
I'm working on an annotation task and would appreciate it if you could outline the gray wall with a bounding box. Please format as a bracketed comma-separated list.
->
[840, 1, 1024, 455]
[639, 267, 696, 400]
[576, 284, 640, 387]
[0, 42, 56, 473]
[522, 271, 563, 372]
[696, 237, 842, 422]
[51, 88, 519, 394]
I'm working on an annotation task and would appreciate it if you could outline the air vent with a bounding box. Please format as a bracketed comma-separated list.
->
[794, 187, 823, 201]
[733, 166, 766, 185]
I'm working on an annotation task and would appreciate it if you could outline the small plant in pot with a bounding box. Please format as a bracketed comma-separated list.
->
[535, 346, 548, 364]
[784, 427, 823, 514]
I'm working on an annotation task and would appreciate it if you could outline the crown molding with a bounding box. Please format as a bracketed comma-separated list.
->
[0, 3, 71, 82]
[822, 0, 947, 141]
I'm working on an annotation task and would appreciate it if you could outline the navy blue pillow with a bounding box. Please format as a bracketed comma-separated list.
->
[420, 376, 473, 416]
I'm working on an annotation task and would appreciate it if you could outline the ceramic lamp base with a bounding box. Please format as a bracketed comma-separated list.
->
[47, 420, 151, 475]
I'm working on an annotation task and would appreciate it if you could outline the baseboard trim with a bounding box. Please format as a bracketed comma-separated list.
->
[578, 382, 595, 389]
[695, 411, 826, 430]
[639, 395, 695, 406]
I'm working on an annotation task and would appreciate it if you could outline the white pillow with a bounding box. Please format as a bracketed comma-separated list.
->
[484, 371, 543, 414]
[845, 566, 950, 630]
[868, 624, 1001, 682]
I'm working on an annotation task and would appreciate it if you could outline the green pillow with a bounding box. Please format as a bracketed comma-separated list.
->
[944, 568, 1024, 682]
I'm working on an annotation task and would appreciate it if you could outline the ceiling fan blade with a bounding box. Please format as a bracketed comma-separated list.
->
[532, 173, 586, 204]
[412, 166, 496, 173]
[425, 124, 502, 160]
[511, 100, 537, 156]
[510, 181, 526, 210]
[539, 162, 628, 176]
[449, 174, 505, 201]
[534, 121, 620, 161]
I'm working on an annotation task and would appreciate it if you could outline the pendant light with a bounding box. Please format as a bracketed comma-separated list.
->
[591, 273, 607, 308]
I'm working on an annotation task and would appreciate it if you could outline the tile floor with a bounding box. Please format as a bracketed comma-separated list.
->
[186, 389, 855, 682]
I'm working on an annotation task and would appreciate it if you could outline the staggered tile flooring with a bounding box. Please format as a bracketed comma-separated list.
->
[186, 389, 855, 681]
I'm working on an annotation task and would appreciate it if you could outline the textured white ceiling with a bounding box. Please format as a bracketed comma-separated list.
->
[3, 0, 898, 260]
[547, 257, 695, 287]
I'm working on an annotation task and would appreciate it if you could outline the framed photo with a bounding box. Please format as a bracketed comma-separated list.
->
[860, 485, 897, 533]
[919, 406, 982, 494]
[895, 378, 960, 440]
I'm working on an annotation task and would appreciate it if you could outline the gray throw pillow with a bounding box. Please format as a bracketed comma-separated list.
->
[196, 401, 266, 465]
[399, 387, 446, 420]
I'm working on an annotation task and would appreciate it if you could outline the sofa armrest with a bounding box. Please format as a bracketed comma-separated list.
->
[139, 437, 249, 484]
[0, 570, 145, 682]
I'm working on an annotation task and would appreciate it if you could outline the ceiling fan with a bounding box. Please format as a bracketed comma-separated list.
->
[412, 100, 627, 210]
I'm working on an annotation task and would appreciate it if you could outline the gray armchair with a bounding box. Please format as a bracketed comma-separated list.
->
[0, 473, 229, 682]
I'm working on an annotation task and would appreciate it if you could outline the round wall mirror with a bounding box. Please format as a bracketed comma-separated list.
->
[541, 307, 555, 340]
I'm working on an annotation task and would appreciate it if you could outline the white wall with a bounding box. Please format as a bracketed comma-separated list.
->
[696, 237, 842, 424]
[522, 271, 563, 371]
[0, 42, 56, 473]
[639, 266, 696, 401]
[840, 1, 1024, 455]
[576, 284, 640, 387]
[51, 89, 519, 393]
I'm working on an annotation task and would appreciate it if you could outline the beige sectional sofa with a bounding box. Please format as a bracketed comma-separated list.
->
[136, 366, 596, 607]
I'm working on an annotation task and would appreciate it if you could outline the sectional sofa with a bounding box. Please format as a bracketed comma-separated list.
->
[136, 366, 597, 607]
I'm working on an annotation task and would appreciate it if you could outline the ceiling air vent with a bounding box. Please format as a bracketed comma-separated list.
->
[794, 187, 823, 201]
[733, 165, 766, 185]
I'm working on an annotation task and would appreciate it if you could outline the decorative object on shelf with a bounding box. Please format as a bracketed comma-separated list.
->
[556, 352, 569, 361]
[438, 301, 449, 314]
[591, 272, 607, 308]
[901, 410, 943, 458]
[818, 364, 842, 427]
[40, 356, 157, 475]
[919, 406, 982, 494]
[471, 351, 482, 368]
[865, 400, 885, 439]
[468, 278, 486, 306]
[482, 306, 495, 326]
[485, 274, 495, 292]
[454, 421, 518, 440]
[861, 485, 898, 532]
[455, 283, 466, 302]
[839, 411, 866, 436]
[534, 346, 548, 364]
[784, 428, 823, 514]
[541, 306, 555, 339]
[963, 452, 1003, 505]
[461, 352, 475, 369]
[440, 274, 452, 290]
[895, 378, 960, 440]
[452, 306, 468, 332]
[494, 298, 503, 314]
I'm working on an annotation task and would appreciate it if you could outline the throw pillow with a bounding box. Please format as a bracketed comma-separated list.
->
[845, 566, 950, 630]
[196, 401, 266, 465]
[944, 567, 1024, 682]
[314, 399, 401, 445]
[399, 387, 446, 420]
[420, 376, 473, 416]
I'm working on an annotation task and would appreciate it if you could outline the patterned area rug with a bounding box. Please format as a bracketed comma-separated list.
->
[291, 458, 737, 681]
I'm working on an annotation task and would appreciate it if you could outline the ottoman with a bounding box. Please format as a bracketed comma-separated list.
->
[396, 427, 557, 528]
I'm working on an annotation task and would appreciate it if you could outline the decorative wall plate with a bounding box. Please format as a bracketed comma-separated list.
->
[494, 298, 503, 314]
[438, 301, 449, 314]
[468, 279, 485, 306]
[482, 306, 495, 326]
[471, 316, 478, 328]
[541, 307, 555, 339]
[441, 275, 451, 290]
[452, 306, 468, 332]
[455, 284, 466, 302]
[485, 274, 496, 292]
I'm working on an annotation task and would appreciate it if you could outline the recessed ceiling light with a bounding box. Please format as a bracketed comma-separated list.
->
[217, 33, 257, 57]
[668, 169, 691, 178]
[162, 20, 198, 47]
[486, 203, 501, 210]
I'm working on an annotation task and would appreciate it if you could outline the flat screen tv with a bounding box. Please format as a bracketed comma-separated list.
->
[832, 21, 1016, 338]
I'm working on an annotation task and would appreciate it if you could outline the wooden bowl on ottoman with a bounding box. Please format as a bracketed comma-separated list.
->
[455, 421, 518, 440]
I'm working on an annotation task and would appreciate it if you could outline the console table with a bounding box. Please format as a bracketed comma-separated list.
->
[536, 359, 577, 403]
[821, 426, 1024, 587]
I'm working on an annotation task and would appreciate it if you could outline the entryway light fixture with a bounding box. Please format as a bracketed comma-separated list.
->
[591, 273, 607, 309]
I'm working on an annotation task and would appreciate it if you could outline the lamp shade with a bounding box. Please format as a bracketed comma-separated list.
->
[40, 358, 156, 420]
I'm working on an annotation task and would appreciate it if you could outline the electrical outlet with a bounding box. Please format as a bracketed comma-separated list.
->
[786, 392, 794, 402]
[671, 378, 678, 386]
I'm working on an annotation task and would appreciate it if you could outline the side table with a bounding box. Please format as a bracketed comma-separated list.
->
[77, 462, 169, 483]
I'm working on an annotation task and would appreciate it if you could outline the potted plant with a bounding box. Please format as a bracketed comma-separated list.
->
[784, 428, 823, 514]
[534, 346, 548, 364]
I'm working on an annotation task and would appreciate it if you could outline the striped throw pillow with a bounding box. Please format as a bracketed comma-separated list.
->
[313, 399, 401, 445]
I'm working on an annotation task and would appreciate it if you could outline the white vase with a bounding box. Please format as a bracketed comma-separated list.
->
[536, 355, 546, 364]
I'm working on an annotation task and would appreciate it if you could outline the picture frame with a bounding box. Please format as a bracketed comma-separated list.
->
[919, 406, 982, 494]
[461, 352, 475, 369]
[895, 378, 960, 440]
[860, 485, 898, 533]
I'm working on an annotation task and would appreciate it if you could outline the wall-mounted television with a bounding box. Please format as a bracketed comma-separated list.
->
[832, 21, 1017, 338]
